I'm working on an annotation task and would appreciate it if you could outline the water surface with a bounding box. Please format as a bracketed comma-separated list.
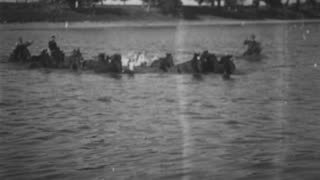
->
[1, 22, 320, 180]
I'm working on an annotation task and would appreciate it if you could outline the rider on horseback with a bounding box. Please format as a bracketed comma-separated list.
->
[243, 34, 261, 56]
[48, 35, 64, 67]
[49, 36, 59, 52]
[12, 37, 33, 62]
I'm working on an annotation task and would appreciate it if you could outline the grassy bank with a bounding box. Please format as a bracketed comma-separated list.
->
[1, 3, 320, 23]
[183, 6, 320, 20]
[0, 3, 177, 23]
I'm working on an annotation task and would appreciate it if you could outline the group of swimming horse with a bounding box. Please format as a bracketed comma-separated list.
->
[8, 35, 261, 79]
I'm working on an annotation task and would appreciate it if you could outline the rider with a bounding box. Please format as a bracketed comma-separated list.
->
[13, 37, 33, 62]
[244, 34, 261, 56]
[48, 35, 63, 67]
[48, 35, 59, 53]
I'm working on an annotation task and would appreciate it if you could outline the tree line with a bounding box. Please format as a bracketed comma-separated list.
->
[194, 0, 319, 9]
[47, 0, 320, 15]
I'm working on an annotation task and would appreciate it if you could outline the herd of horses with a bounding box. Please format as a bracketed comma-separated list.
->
[8, 44, 253, 79]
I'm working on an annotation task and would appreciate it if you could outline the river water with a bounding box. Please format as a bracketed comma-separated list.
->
[0, 21, 320, 180]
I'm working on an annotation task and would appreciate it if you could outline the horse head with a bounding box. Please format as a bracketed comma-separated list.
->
[192, 53, 200, 61]
[110, 53, 122, 73]
[38, 49, 51, 63]
[105, 55, 111, 63]
[220, 55, 236, 75]
[72, 49, 83, 62]
[65, 48, 83, 70]
[165, 53, 174, 67]
[72, 49, 79, 56]
[208, 53, 218, 61]
[200, 50, 209, 62]
[73, 48, 79, 56]
[98, 53, 106, 63]
[220, 55, 233, 63]
[243, 39, 250, 45]
[135, 51, 148, 66]
[40, 49, 49, 56]
[201, 50, 209, 57]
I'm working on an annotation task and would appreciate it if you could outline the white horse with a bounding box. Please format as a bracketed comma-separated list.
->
[122, 51, 152, 68]
[132, 51, 149, 67]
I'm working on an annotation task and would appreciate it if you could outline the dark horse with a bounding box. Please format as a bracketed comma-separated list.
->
[109, 53, 122, 73]
[191, 53, 202, 73]
[219, 55, 235, 79]
[199, 51, 219, 73]
[50, 48, 65, 68]
[28, 48, 83, 70]
[65, 49, 83, 71]
[243, 39, 262, 56]
[150, 53, 175, 72]
[9, 42, 32, 63]
[172, 53, 201, 74]
[172, 52, 236, 75]
[90, 53, 122, 73]
[29, 49, 52, 68]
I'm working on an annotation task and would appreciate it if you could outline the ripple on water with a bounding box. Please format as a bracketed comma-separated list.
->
[97, 96, 112, 103]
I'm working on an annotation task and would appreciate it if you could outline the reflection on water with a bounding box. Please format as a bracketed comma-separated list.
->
[1, 22, 320, 180]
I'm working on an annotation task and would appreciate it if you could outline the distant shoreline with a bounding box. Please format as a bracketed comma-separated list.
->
[1, 3, 320, 25]
[1, 19, 320, 30]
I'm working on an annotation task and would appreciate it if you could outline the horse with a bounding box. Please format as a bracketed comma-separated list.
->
[92, 53, 122, 73]
[219, 55, 236, 79]
[171, 53, 236, 75]
[64, 48, 83, 71]
[133, 51, 148, 67]
[191, 53, 202, 73]
[122, 51, 149, 70]
[28, 49, 52, 68]
[199, 51, 219, 73]
[172, 53, 201, 74]
[9, 44, 32, 63]
[109, 53, 122, 73]
[243, 39, 262, 57]
[150, 53, 175, 72]
[81, 52, 106, 71]
[50, 48, 65, 68]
